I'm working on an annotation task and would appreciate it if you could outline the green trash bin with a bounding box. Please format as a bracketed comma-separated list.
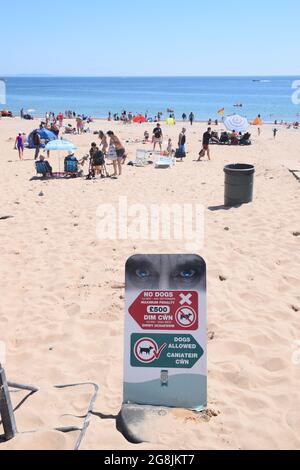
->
[224, 164, 255, 207]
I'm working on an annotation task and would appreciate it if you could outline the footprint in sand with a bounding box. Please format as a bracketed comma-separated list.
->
[65, 303, 81, 317]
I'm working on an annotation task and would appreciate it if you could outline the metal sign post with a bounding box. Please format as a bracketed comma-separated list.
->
[0, 364, 17, 441]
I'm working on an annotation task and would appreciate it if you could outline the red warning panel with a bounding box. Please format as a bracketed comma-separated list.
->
[129, 291, 199, 331]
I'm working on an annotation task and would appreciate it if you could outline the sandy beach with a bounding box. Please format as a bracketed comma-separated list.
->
[0, 116, 300, 450]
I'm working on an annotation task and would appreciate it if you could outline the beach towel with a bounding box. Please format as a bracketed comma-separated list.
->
[107, 145, 118, 161]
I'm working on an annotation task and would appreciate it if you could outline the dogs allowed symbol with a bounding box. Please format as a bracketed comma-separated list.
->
[134, 338, 167, 364]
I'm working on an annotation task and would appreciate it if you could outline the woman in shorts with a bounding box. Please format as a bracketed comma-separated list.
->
[107, 131, 126, 178]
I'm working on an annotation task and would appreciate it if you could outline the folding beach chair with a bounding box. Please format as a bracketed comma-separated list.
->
[35, 161, 51, 178]
[135, 149, 149, 167]
[64, 156, 79, 176]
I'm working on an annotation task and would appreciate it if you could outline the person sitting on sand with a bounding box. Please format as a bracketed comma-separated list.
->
[220, 131, 230, 144]
[15, 133, 24, 160]
[230, 130, 239, 145]
[39, 155, 53, 176]
[144, 130, 150, 142]
[65, 124, 76, 135]
[211, 131, 220, 144]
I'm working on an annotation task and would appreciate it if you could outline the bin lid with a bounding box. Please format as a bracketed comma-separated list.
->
[224, 164, 255, 175]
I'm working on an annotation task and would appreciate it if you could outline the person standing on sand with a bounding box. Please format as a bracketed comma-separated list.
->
[273, 128, 278, 139]
[99, 131, 108, 154]
[20, 108, 24, 119]
[107, 131, 126, 178]
[257, 114, 262, 136]
[153, 123, 163, 151]
[76, 115, 84, 134]
[57, 112, 64, 128]
[198, 127, 212, 161]
[15, 133, 24, 160]
[189, 112, 195, 126]
[32, 130, 41, 160]
[178, 128, 186, 161]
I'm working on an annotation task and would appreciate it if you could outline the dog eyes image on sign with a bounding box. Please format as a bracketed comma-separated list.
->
[126, 255, 206, 291]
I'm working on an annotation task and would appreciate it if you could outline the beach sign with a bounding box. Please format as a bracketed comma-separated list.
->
[123, 254, 207, 410]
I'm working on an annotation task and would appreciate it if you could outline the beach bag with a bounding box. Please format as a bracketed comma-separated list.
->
[107, 145, 117, 160]
[175, 148, 186, 159]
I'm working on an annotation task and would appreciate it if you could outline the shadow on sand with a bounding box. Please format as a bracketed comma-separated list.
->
[208, 205, 241, 212]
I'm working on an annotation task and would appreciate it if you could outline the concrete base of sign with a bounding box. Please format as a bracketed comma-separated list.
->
[117, 404, 170, 444]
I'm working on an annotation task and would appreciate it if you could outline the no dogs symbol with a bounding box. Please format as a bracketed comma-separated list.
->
[175, 307, 197, 328]
[134, 338, 167, 364]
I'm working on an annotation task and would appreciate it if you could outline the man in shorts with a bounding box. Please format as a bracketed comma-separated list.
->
[198, 127, 212, 161]
[153, 123, 163, 151]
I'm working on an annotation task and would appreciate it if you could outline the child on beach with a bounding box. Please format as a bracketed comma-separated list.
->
[167, 139, 173, 156]
[99, 131, 108, 154]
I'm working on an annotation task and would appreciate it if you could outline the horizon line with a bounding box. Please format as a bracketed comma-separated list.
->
[1, 74, 299, 78]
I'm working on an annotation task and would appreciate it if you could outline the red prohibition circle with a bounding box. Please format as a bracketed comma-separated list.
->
[175, 307, 197, 328]
[134, 338, 158, 363]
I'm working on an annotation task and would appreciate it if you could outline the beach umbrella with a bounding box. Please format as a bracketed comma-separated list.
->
[45, 139, 77, 174]
[38, 128, 57, 141]
[252, 116, 263, 126]
[224, 114, 250, 133]
[45, 139, 76, 152]
[133, 114, 147, 123]
[27, 128, 57, 148]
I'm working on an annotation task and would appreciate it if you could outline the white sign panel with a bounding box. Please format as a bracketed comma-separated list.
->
[123, 254, 207, 410]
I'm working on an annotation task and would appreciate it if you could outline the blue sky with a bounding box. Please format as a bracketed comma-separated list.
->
[1, 0, 299, 76]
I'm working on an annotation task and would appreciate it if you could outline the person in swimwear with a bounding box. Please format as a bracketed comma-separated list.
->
[15, 133, 24, 160]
